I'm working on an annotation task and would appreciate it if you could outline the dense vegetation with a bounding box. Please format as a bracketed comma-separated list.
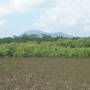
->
[0, 34, 90, 57]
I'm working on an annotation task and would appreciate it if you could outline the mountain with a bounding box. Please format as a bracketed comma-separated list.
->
[24, 30, 74, 38]
[25, 30, 47, 36]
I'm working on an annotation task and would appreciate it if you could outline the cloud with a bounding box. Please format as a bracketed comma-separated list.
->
[32, 0, 90, 34]
[0, 0, 90, 36]
[0, 0, 44, 17]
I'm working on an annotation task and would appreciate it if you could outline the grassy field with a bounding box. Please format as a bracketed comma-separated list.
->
[0, 58, 90, 90]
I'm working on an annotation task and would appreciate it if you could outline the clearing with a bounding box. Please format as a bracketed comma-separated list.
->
[0, 58, 90, 90]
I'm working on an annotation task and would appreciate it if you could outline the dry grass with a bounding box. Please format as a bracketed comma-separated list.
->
[0, 58, 90, 90]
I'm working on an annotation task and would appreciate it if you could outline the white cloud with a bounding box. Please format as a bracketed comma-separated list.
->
[12, 0, 43, 12]
[0, 0, 44, 17]
[32, 0, 90, 34]
[0, 0, 90, 36]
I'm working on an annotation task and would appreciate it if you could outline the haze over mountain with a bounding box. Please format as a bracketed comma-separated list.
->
[24, 30, 74, 38]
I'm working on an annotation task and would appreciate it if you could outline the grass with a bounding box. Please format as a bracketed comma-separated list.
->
[0, 58, 90, 90]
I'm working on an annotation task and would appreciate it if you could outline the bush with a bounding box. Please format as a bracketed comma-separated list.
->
[0, 41, 90, 58]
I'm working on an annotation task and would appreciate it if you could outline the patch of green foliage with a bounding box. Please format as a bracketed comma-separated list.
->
[0, 42, 90, 58]
[0, 35, 90, 57]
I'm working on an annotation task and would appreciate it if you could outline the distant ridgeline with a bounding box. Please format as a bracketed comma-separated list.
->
[0, 30, 74, 43]
[0, 30, 90, 58]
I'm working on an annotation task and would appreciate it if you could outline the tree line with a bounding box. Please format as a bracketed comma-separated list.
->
[0, 34, 90, 58]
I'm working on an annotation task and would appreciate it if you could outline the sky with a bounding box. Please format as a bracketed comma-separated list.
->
[0, 0, 90, 37]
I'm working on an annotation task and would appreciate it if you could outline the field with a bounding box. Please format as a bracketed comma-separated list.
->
[0, 37, 90, 58]
[0, 58, 90, 90]
[0, 41, 90, 58]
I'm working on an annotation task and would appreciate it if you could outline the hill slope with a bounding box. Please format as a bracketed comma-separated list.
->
[24, 30, 73, 38]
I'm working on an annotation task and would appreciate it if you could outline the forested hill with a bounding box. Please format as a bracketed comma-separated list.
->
[0, 30, 74, 43]
[24, 30, 73, 38]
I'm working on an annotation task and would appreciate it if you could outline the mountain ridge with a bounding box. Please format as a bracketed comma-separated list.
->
[24, 30, 74, 38]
